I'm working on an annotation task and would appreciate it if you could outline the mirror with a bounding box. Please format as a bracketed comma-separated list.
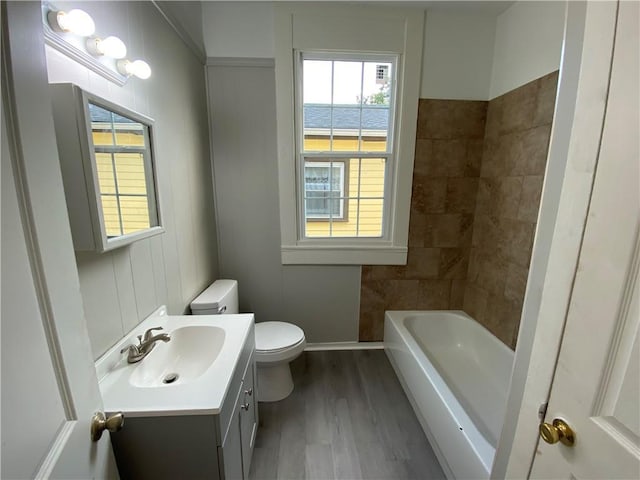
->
[50, 83, 163, 252]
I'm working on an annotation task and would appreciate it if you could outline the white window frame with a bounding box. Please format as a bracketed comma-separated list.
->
[274, 4, 424, 265]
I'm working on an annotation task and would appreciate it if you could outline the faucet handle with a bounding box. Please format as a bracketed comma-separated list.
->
[120, 344, 139, 355]
[142, 326, 163, 342]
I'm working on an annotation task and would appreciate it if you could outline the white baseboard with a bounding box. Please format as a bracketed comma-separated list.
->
[304, 341, 384, 351]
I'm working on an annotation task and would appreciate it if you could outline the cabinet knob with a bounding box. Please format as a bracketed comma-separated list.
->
[91, 411, 124, 441]
[244, 388, 253, 396]
[241, 403, 250, 411]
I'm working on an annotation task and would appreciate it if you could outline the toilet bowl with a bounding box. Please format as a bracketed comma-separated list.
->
[190, 280, 306, 402]
[255, 321, 306, 402]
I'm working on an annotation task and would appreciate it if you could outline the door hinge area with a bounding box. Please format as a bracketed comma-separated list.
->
[538, 402, 548, 421]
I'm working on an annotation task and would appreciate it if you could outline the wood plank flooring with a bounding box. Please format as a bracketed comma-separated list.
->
[249, 350, 446, 480]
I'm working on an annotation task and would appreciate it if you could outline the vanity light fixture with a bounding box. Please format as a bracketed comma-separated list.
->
[47, 8, 95, 37]
[86, 36, 127, 59]
[116, 59, 152, 80]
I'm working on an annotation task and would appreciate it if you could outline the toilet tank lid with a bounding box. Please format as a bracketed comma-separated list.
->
[191, 279, 237, 311]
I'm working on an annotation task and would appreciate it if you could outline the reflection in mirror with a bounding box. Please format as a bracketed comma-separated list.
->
[49, 83, 163, 252]
[88, 103, 157, 238]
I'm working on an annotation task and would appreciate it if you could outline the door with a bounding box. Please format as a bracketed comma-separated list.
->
[530, 1, 640, 477]
[1, 3, 117, 478]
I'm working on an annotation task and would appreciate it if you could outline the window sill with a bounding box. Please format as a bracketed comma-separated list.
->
[281, 245, 407, 265]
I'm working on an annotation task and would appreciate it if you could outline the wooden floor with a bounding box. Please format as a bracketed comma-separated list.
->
[248, 350, 446, 480]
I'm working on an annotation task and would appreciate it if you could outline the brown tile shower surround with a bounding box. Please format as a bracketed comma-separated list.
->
[359, 71, 559, 347]
[359, 99, 487, 341]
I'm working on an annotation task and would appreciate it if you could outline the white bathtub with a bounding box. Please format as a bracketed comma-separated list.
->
[384, 310, 514, 480]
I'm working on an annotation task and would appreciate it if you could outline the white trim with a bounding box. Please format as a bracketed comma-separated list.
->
[206, 57, 275, 68]
[33, 421, 75, 479]
[281, 245, 407, 265]
[305, 341, 384, 351]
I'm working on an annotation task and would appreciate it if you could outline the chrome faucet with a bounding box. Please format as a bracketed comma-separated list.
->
[121, 327, 170, 363]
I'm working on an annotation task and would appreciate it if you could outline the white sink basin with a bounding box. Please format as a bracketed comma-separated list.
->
[129, 326, 226, 387]
[95, 307, 254, 417]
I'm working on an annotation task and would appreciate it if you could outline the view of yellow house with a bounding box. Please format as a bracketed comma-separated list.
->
[90, 103, 153, 237]
[302, 104, 389, 238]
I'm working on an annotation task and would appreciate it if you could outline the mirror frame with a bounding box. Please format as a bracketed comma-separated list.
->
[50, 83, 164, 252]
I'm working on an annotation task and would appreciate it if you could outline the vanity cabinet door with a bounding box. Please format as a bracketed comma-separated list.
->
[218, 389, 244, 480]
[240, 362, 258, 477]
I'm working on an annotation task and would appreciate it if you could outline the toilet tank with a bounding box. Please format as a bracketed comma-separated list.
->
[190, 279, 239, 315]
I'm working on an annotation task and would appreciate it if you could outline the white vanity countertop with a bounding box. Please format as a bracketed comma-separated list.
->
[96, 306, 254, 418]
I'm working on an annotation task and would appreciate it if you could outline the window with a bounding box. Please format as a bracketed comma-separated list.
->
[299, 54, 394, 239]
[89, 103, 156, 238]
[304, 161, 346, 220]
[49, 83, 163, 252]
[275, 4, 424, 264]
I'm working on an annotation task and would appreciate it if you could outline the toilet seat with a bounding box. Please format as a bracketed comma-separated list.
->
[255, 322, 305, 364]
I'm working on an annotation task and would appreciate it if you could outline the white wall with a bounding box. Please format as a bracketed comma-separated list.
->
[207, 62, 361, 342]
[421, 11, 496, 100]
[203, 2, 275, 58]
[46, 1, 219, 358]
[489, 1, 566, 99]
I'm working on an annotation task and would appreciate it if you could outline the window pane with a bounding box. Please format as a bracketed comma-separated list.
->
[305, 221, 330, 238]
[361, 106, 389, 151]
[119, 196, 151, 234]
[357, 199, 384, 237]
[303, 106, 331, 151]
[100, 195, 121, 237]
[332, 61, 362, 105]
[95, 152, 116, 194]
[114, 153, 147, 195]
[359, 158, 386, 197]
[90, 103, 115, 146]
[115, 126, 145, 147]
[331, 106, 360, 152]
[303, 60, 332, 104]
[362, 62, 392, 106]
[331, 208, 358, 237]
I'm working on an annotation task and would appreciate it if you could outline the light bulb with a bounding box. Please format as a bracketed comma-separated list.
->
[86, 36, 127, 59]
[117, 59, 152, 80]
[48, 9, 95, 37]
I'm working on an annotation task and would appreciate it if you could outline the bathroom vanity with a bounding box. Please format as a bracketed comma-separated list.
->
[96, 308, 258, 480]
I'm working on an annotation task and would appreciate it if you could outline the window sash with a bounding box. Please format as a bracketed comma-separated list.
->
[298, 52, 397, 157]
[298, 153, 391, 239]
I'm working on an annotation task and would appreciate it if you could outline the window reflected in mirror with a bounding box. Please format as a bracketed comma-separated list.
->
[49, 83, 163, 252]
[89, 103, 155, 237]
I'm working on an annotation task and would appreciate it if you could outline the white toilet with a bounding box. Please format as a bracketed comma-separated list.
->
[190, 279, 306, 402]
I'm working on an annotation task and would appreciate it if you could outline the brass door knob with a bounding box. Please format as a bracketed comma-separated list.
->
[539, 418, 576, 447]
[91, 411, 124, 441]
